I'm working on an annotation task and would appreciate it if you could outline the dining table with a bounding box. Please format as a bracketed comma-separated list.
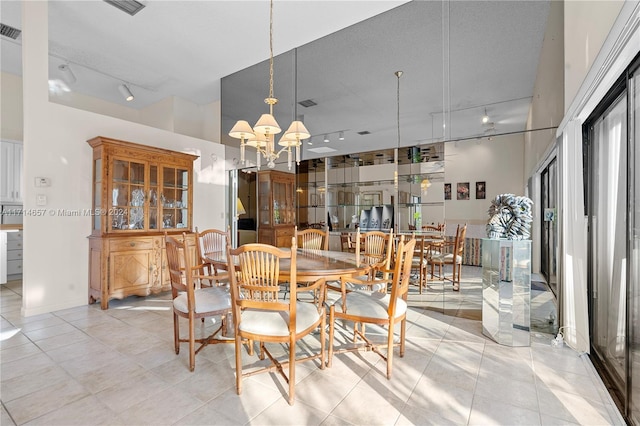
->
[205, 248, 370, 283]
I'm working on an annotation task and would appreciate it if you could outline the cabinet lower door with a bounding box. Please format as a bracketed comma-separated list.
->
[109, 250, 153, 297]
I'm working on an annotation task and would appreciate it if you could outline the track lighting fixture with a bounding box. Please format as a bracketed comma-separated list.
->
[324, 134, 330, 143]
[338, 131, 345, 141]
[482, 108, 489, 124]
[58, 64, 76, 85]
[118, 84, 134, 102]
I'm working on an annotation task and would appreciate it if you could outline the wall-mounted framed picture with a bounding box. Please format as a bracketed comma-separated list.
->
[338, 191, 345, 205]
[476, 181, 486, 199]
[457, 182, 470, 200]
[444, 183, 451, 200]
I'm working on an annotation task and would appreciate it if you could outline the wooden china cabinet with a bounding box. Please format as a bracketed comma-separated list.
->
[87, 136, 198, 309]
[257, 170, 296, 247]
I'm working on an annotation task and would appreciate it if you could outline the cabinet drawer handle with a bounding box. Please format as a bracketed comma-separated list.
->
[130, 242, 135, 247]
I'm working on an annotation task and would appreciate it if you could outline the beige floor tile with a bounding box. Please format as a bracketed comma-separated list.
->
[193, 378, 283, 423]
[0, 352, 56, 382]
[3, 380, 89, 425]
[251, 398, 329, 426]
[396, 404, 461, 426]
[468, 394, 542, 426]
[536, 382, 617, 425]
[117, 386, 204, 425]
[475, 372, 538, 412]
[405, 376, 474, 424]
[74, 357, 149, 394]
[1, 404, 16, 426]
[21, 395, 120, 426]
[1, 365, 71, 402]
[328, 379, 405, 425]
[94, 371, 170, 412]
[295, 368, 360, 412]
[0, 341, 42, 364]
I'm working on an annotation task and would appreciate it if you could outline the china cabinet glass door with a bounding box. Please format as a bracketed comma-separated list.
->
[111, 159, 146, 231]
[161, 166, 189, 229]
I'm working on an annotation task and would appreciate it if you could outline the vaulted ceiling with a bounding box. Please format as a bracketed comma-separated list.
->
[1, 1, 551, 161]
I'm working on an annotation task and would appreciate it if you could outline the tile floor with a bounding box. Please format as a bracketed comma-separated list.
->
[0, 267, 625, 425]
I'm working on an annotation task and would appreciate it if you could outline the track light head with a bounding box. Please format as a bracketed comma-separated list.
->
[118, 84, 134, 102]
[58, 64, 76, 85]
[482, 108, 489, 124]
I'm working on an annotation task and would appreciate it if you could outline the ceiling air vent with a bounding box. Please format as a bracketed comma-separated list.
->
[357, 131, 371, 135]
[0, 23, 21, 40]
[103, 0, 146, 16]
[298, 99, 317, 108]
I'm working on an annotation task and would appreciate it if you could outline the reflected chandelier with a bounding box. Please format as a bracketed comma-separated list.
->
[228, 0, 310, 170]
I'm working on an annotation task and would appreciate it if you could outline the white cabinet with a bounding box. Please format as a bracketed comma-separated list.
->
[6, 231, 22, 278]
[0, 141, 23, 203]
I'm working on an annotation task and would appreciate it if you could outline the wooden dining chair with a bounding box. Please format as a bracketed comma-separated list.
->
[195, 227, 230, 284]
[165, 233, 232, 372]
[226, 238, 326, 405]
[296, 226, 329, 250]
[328, 236, 416, 379]
[328, 229, 394, 294]
[422, 222, 446, 236]
[410, 234, 430, 294]
[340, 232, 355, 252]
[428, 223, 467, 291]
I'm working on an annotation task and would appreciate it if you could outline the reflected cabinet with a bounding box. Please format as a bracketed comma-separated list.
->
[87, 136, 198, 309]
[257, 170, 296, 247]
[295, 144, 445, 233]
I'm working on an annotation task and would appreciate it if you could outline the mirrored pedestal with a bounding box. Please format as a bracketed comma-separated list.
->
[482, 238, 531, 346]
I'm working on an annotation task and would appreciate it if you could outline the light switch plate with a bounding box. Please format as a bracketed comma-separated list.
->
[36, 194, 47, 206]
[35, 177, 51, 187]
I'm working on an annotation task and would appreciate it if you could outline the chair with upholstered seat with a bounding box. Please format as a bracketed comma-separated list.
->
[328, 229, 394, 294]
[327, 236, 416, 379]
[428, 223, 467, 291]
[165, 233, 233, 372]
[226, 238, 326, 405]
[296, 226, 329, 250]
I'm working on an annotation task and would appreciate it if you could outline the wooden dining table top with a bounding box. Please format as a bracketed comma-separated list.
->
[206, 248, 369, 282]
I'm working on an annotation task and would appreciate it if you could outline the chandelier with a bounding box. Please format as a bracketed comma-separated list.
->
[228, 0, 310, 171]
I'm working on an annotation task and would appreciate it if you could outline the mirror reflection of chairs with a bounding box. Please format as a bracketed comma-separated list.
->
[164, 233, 233, 372]
[226, 238, 326, 405]
[428, 223, 468, 291]
[329, 230, 394, 294]
[328, 236, 416, 379]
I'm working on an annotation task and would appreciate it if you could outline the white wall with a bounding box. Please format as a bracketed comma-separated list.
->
[1, 72, 24, 141]
[444, 134, 525, 225]
[524, 0, 564, 179]
[21, 1, 226, 316]
[564, 0, 624, 112]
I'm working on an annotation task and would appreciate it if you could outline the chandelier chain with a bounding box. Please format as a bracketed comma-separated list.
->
[268, 0, 275, 113]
